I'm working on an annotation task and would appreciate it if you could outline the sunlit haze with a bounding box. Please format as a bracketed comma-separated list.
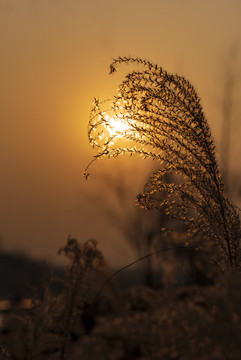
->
[106, 115, 131, 137]
[1, 0, 241, 267]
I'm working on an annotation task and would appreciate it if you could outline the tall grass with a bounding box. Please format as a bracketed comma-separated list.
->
[85, 56, 241, 271]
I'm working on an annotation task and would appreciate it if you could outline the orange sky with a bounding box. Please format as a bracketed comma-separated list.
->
[0, 0, 241, 266]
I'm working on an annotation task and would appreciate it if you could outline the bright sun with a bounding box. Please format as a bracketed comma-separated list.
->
[105, 114, 131, 137]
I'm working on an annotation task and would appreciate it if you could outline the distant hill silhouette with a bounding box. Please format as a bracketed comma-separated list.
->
[0, 252, 63, 301]
[0, 251, 164, 304]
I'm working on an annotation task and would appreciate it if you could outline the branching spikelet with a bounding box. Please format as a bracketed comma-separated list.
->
[85, 56, 241, 271]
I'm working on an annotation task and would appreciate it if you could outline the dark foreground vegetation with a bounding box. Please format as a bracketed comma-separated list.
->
[1, 57, 241, 359]
[1, 238, 241, 359]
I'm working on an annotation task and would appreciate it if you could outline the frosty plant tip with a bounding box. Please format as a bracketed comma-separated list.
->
[85, 56, 241, 271]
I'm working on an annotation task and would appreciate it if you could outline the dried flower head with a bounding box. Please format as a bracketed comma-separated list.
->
[85, 56, 241, 271]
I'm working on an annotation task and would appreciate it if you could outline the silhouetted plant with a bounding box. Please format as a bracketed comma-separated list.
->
[4, 238, 104, 360]
[77, 273, 241, 359]
[85, 56, 241, 271]
[56, 238, 103, 360]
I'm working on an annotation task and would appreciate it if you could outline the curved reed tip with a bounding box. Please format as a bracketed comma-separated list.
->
[109, 64, 117, 74]
[83, 171, 89, 180]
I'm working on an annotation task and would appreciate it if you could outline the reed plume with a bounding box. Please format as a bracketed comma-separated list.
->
[85, 56, 241, 271]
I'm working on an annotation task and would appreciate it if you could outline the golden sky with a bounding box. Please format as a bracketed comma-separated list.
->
[0, 0, 241, 266]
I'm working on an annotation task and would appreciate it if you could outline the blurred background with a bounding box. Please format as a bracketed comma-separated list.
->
[0, 0, 241, 271]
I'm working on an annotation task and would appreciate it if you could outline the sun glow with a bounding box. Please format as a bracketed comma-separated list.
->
[105, 114, 131, 137]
